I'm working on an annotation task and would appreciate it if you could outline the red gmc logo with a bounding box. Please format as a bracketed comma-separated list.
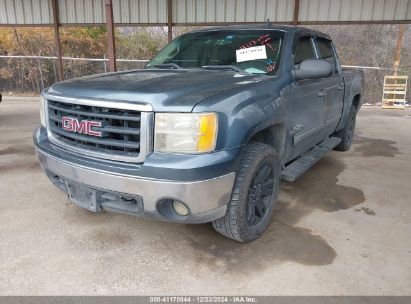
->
[62, 116, 102, 137]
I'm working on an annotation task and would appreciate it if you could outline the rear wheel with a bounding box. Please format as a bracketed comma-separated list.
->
[335, 106, 357, 151]
[212, 142, 280, 242]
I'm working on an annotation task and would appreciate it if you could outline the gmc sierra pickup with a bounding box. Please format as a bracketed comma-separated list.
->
[34, 25, 364, 242]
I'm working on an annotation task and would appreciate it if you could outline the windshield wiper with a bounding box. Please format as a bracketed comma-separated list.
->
[149, 63, 182, 69]
[202, 65, 246, 73]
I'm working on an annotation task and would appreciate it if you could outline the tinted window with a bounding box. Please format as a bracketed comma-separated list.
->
[317, 38, 334, 59]
[294, 36, 316, 65]
[147, 30, 285, 75]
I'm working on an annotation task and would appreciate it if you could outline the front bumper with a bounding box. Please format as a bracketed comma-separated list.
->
[34, 127, 238, 223]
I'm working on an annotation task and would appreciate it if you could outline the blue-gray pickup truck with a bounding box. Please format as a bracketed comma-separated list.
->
[34, 25, 364, 242]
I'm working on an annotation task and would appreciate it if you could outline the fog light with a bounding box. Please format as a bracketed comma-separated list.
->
[172, 200, 189, 216]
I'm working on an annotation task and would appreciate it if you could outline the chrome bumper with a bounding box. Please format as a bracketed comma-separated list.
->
[35, 148, 235, 223]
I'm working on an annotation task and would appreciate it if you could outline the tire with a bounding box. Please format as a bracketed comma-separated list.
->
[212, 142, 280, 243]
[335, 106, 357, 151]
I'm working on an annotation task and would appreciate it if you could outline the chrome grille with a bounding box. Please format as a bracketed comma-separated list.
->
[45, 95, 153, 163]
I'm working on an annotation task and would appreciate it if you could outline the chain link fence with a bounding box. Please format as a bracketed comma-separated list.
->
[342, 65, 410, 105]
[0, 55, 409, 105]
[0, 55, 148, 93]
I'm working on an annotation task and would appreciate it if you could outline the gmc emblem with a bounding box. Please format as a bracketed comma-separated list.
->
[62, 116, 102, 137]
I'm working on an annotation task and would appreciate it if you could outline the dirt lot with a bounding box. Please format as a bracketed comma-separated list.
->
[0, 96, 410, 295]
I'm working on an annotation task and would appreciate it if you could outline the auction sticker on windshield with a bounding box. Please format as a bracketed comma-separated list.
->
[236, 45, 267, 62]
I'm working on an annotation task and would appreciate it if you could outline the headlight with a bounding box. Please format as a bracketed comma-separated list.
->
[40, 97, 46, 127]
[154, 113, 218, 153]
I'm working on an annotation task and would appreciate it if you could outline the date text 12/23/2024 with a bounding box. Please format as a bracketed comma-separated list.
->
[149, 296, 257, 303]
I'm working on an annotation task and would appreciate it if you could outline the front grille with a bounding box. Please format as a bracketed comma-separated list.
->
[46, 98, 149, 162]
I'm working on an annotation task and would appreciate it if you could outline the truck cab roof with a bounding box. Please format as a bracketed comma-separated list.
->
[189, 24, 332, 40]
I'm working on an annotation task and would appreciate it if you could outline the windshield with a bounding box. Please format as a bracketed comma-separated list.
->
[146, 30, 284, 75]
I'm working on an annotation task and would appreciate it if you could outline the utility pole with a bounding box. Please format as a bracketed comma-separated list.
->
[167, 0, 173, 43]
[382, 25, 408, 109]
[393, 24, 406, 76]
[51, 0, 64, 81]
[105, 0, 117, 72]
[293, 0, 300, 26]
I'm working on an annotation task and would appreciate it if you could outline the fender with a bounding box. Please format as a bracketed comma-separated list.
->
[336, 69, 365, 131]
[193, 76, 290, 151]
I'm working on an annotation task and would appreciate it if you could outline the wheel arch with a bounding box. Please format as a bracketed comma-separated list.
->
[352, 94, 361, 110]
[249, 123, 286, 160]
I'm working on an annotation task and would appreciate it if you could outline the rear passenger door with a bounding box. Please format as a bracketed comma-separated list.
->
[287, 34, 326, 161]
[315, 37, 344, 136]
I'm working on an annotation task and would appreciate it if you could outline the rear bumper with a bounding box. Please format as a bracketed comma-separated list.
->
[34, 126, 237, 223]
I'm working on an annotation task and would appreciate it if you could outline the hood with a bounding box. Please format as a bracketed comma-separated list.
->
[48, 69, 263, 112]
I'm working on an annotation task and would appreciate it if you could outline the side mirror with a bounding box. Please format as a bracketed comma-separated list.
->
[292, 59, 333, 81]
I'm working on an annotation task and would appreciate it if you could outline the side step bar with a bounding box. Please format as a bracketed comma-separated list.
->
[281, 137, 341, 182]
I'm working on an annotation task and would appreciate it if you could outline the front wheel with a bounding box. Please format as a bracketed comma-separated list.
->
[212, 142, 280, 242]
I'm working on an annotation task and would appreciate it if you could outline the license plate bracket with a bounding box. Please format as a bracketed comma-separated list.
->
[65, 181, 101, 212]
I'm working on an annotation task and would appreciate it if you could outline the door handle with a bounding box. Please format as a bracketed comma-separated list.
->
[318, 90, 326, 97]
[337, 83, 344, 90]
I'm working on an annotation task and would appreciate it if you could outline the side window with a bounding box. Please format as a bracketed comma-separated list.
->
[317, 38, 334, 59]
[317, 37, 337, 73]
[293, 36, 316, 65]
